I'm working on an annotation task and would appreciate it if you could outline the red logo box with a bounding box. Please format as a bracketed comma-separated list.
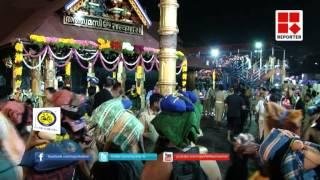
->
[276, 10, 303, 41]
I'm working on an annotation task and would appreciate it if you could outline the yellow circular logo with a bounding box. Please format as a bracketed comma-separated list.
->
[37, 110, 56, 127]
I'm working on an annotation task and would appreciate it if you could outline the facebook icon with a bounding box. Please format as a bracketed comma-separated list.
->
[35, 152, 44, 162]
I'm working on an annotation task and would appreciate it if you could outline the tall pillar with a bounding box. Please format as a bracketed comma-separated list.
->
[86, 61, 95, 96]
[270, 56, 275, 84]
[87, 61, 95, 89]
[117, 61, 126, 90]
[282, 50, 286, 83]
[45, 57, 56, 89]
[65, 61, 71, 88]
[136, 65, 145, 110]
[31, 58, 42, 96]
[259, 50, 263, 78]
[212, 70, 216, 91]
[158, 0, 179, 95]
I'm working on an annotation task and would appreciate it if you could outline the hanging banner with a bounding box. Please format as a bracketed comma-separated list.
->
[63, 14, 143, 36]
[33, 107, 61, 134]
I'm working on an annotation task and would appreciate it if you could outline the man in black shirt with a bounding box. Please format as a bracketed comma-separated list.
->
[240, 88, 250, 133]
[92, 77, 114, 111]
[225, 88, 246, 141]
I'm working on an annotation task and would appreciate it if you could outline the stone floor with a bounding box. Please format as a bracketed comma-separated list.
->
[197, 116, 230, 179]
[197, 115, 259, 179]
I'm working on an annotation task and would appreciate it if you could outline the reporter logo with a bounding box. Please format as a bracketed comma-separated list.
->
[276, 10, 303, 41]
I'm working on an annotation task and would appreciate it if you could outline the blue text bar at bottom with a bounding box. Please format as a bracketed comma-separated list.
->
[98, 153, 157, 162]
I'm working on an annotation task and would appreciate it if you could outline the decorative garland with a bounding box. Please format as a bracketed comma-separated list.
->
[22, 44, 185, 74]
[181, 58, 188, 90]
[29, 35, 186, 61]
[14, 41, 24, 89]
[112, 71, 117, 79]
[18, 35, 189, 90]
[30, 34, 98, 49]
[135, 65, 144, 95]
[97, 38, 111, 50]
[65, 61, 71, 76]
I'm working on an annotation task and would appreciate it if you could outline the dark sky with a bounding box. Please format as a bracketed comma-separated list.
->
[141, 0, 320, 55]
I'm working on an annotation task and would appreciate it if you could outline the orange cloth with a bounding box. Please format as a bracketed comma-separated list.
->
[51, 90, 85, 107]
[0, 101, 30, 125]
[51, 90, 74, 106]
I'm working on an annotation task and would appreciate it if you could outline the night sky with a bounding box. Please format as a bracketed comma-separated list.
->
[141, 0, 320, 73]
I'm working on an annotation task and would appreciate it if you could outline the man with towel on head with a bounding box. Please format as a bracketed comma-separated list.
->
[88, 98, 145, 180]
[142, 92, 221, 180]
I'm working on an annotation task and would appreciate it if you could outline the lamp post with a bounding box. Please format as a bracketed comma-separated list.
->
[273, 45, 286, 84]
[211, 48, 220, 59]
[282, 49, 286, 84]
[255, 42, 263, 78]
[158, 0, 179, 95]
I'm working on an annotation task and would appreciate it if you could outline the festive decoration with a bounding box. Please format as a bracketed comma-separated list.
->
[16, 80, 22, 87]
[112, 71, 117, 79]
[111, 41, 122, 51]
[30, 34, 46, 43]
[30, 34, 98, 48]
[143, 47, 159, 54]
[122, 42, 134, 51]
[135, 65, 143, 79]
[14, 66, 23, 76]
[27, 35, 187, 63]
[15, 42, 23, 52]
[181, 58, 188, 91]
[97, 38, 111, 50]
[134, 45, 144, 53]
[65, 62, 71, 76]
[22, 43, 184, 73]
[15, 53, 23, 63]
[177, 51, 184, 59]
[14, 41, 24, 90]
[17, 34, 189, 92]
[136, 86, 141, 95]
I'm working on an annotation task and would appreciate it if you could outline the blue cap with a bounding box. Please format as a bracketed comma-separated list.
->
[180, 91, 199, 112]
[87, 76, 99, 85]
[186, 91, 198, 103]
[180, 91, 198, 103]
[160, 95, 186, 112]
[178, 95, 194, 112]
[122, 99, 133, 110]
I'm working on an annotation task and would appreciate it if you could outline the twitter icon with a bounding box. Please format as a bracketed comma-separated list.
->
[98, 152, 109, 162]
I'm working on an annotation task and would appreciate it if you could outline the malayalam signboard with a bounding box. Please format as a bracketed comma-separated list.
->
[63, 14, 143, 36]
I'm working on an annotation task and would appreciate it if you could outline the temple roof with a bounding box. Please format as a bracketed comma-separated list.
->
[1, 13, 159, 48]
[0, 0, 69, 45]
[64, 0, 151, 27]
[0, 0, 154, 45]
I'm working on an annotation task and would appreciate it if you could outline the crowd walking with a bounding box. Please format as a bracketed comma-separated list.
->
[0, 77, 320, 179]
